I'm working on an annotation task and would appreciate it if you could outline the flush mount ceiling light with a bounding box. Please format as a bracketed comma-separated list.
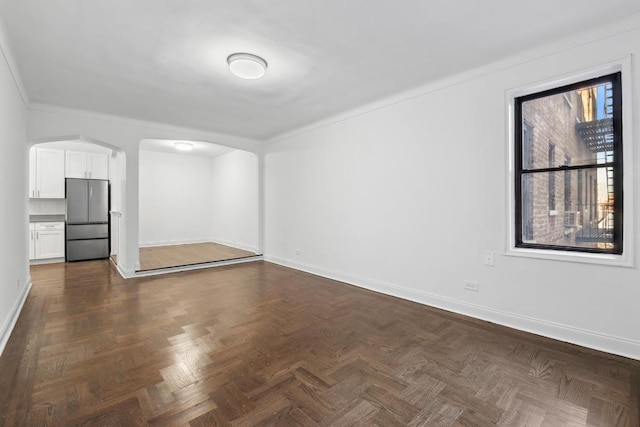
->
[227, 53, 268, 79]
[174, 142, 194, 151]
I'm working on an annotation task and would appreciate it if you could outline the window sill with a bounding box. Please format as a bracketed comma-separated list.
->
[505, 247, 632, 268]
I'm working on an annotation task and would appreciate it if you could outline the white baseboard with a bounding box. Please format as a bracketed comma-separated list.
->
[209, 237, 258, 254]
[264, 255, 640, 361]
[111, 257, 134, 279]
[140, 238, 258, 254]
[0, 277, 33, 357]
[29, 257, 64, 265]
[131, 255, 263, 278]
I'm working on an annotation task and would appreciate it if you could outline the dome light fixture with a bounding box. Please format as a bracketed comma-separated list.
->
[174, 141, 194, 151]
[227, 53, 268, 80]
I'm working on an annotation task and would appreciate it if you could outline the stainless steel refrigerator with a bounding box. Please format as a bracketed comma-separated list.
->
[66, 178, 110, 261]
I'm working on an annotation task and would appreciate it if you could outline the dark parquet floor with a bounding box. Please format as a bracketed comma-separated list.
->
[0, 260, 638, 426]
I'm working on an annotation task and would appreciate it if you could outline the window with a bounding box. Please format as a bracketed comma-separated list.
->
[514, 72, 622, 254]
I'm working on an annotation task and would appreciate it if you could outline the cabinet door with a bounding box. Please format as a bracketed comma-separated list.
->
[29, 224, 36, 260]
[65, 150, 88, 179]
[88, 153, 109, 179]
[36, 148, 65, 198]
[29, 148, 37, 198]
[35, 230, 65, 259]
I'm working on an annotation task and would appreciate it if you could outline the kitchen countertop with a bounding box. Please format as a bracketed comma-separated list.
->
[29, 215, 66, 223]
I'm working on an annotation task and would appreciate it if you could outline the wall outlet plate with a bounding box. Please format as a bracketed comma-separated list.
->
[484, 251, 495, 266]
[464, 281, 479, 292]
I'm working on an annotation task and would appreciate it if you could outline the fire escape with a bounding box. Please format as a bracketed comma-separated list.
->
[574, 84, 614, 244]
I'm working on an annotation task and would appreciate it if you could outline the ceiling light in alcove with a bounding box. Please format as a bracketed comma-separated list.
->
[174, 142, 194, 151]
[227, 53, 268, 79]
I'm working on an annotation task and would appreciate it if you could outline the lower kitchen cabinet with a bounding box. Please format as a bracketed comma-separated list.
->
[30, 222, 65, 260]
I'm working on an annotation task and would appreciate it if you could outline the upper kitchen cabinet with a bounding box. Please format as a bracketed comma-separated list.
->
[66, 151, 109, 180]
[29, 147, 65, 199]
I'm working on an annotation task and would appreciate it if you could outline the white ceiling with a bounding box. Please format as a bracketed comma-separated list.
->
[140, 139, 235, 157]
[1, 1, 639, 140]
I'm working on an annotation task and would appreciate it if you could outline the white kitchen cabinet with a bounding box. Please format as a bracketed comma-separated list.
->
[29, 147, 65, 198]
[66, 151, 109, 180]
[28, 223, 35, 260]
[31, 222, 65, 260]
[29, 149, 37, 198]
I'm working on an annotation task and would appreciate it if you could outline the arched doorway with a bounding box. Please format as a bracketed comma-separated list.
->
[28, 136, 126, 269]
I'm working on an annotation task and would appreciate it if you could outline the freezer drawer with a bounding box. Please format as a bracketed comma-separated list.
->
[66, 239, 109, 261]
[66, 223, 108, 240]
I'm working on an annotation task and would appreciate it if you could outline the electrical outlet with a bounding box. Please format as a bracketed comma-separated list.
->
[484, 251, 495, 266]
[464, 281, 479, 292]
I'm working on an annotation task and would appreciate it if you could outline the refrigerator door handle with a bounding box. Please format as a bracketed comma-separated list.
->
[89, 186, 93, 198]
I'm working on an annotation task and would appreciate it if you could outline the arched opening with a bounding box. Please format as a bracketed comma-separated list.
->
[28, 136, 126, 269]
[137, 138, 261, 271]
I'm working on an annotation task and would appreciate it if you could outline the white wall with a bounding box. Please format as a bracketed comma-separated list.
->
[138, 148, 260, 252]
[264, 19, 640, 358]
[139, 150, 214, 246]
[109, 150, 123, 256]
[35, 139, 112, 154]
[28, 199, 65, 215]
[0, 24, 29, 353]
[210, 150, 259, 252]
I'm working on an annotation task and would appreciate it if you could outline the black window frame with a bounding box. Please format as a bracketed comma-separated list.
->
[514, 72, 623, 254]
[548, 143, 556, 211]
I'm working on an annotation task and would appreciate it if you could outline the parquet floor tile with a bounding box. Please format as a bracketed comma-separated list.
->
[0, 260, 638, 426]
[137, 242, 257, 271]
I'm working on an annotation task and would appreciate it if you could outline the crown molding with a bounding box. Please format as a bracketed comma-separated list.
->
[0, 16, 29, 106]
[266, 13, 640, 145]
